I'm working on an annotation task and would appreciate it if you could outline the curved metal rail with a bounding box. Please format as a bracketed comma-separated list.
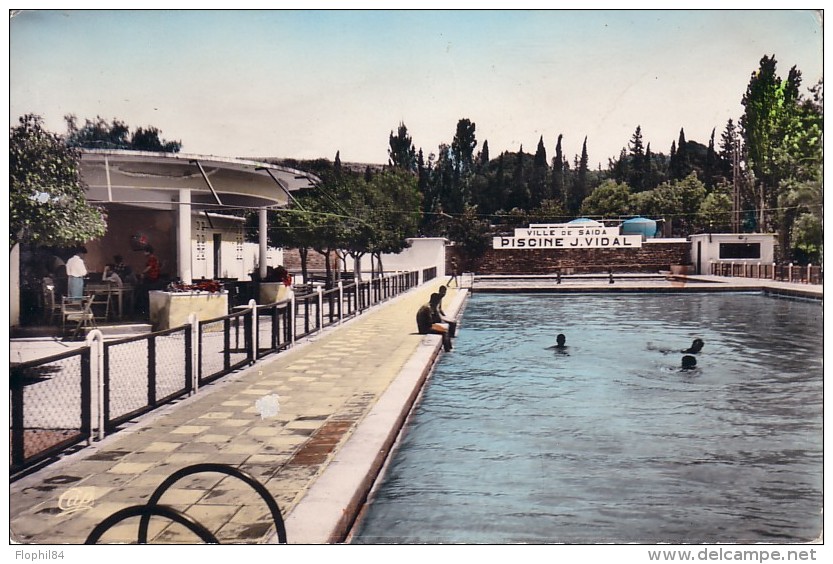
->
[137, 463, 287, 544]
[85, 504, 219, 544]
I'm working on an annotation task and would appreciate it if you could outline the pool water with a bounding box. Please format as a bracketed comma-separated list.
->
[351, 293, 823, 544]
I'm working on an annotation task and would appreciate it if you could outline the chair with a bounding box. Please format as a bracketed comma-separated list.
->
[87, 289, 113, 321]
[42, 279, 63, 324]
[62, 296, 97, 339]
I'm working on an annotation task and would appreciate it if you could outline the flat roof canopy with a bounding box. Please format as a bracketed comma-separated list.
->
[81, 149, 318, 211]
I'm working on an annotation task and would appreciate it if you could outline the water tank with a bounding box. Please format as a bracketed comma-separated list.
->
[568, 217, 596, 224]
[621, 217, 658, 238]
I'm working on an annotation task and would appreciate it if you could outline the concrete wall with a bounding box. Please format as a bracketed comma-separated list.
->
[191, 215, 282, 281]
[451, 239, 691, 274]
[84, 209, 177, 279]
[283, 238, 448, 282]
[342, 237, 448, 278]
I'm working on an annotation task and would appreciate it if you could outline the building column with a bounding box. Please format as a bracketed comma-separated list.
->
[178, 189, 193, 284]
[259, 208, 268, 279]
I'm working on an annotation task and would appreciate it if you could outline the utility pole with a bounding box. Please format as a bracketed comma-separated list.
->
[732, 143, 741, 233]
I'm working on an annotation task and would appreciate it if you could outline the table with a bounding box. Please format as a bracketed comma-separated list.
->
[84, 283, 134, 320]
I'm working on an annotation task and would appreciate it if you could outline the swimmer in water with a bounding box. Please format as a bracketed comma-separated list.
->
[547, 333, 569, 354]
[681, 355, 697, 370]
[682, 338, 704, 354]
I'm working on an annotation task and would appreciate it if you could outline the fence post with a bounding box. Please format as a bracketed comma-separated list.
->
[189, 313, 200, 394]
[788, 262, 793, 282]
[317, 287, 324, 330]
[248, 299, 257, 361]
[289, 288, 296, 346]
[338, 280, 344, 323]
[85, 329, 105, 442]
[807, 263, 812, 284]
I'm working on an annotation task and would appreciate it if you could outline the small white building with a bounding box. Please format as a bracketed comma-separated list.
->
[689, 233, 777, 275]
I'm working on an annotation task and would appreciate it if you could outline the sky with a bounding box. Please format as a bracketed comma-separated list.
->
[7, 7, 824, 170]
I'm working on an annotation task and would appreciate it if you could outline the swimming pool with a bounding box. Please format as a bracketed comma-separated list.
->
[351, 292, 823, 544]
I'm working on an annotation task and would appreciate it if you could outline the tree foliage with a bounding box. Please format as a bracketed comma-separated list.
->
[740, 55, 822, 260]
[579, 180, 632, 218]
[388, 122, 417, 172]
[64, 114, 182, 152]
[10, 114, 107, 250]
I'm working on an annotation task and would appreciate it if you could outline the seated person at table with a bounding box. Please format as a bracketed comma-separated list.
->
[102, 264, 123, 287]
[416, 294, 453, 352]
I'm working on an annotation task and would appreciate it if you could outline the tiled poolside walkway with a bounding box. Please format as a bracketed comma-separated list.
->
[10, 280, 465, 545]
[9, 275, 820, 545]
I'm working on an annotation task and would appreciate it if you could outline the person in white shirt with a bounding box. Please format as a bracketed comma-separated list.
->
[65, 247, 88, 299]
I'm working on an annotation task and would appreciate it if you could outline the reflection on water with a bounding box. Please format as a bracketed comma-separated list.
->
[352, 293, 823, 544]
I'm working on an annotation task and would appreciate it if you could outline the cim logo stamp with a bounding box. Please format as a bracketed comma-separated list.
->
[57, 486, 95, 514]
[255, 394, 281, 420]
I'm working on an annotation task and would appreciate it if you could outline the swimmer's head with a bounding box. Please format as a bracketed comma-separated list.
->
[682, 355, 697, 370]
[556, 333, 566, 347]
[689, 338, 704, 353]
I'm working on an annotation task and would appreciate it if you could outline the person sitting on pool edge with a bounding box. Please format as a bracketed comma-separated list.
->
[416, 293, 453, 352]
[681, 355, 697, 370]
[682, 338, 704, 354]
[433, 285, 457, 338]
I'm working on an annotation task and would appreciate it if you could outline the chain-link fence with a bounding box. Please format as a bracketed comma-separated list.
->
[104, 326, 193, 431]
[10, 348, 91, 474]
[10, 270, 422, 477]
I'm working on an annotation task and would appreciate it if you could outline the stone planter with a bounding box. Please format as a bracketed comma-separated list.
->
[670, 264, 694, 275]
[259, 282, 290, 304]
[149, 290, 229, 330]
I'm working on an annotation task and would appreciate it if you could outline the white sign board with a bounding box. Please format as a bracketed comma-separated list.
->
[493, 234, 643, 249]
[494, 221, 642, 249]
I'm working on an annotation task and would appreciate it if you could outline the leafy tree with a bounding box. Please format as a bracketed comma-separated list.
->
[740, 54, 802, 232]
[627, 126, 646, 191]
[703, 129, 718, 190]
[530, 135, 550, 206]
[388, 122, 417, 172]
[790, 208, 822, 264]
[610, 147, 629, 185]
[442, 204, 492, 264]
[529, 198, 568, 224]
[631, 173, 707, 237]
[477, 139, 490, 172]
[669, 128, 691, 180]
[451, 118, 477, 178]
[696, 188, 733, 232]
[579, 179, 632, 218]
[10, 114, 107, 250]
[362, 169, 422, 275]
[131, 126, 182, 152]
[551, 134, 566, 203]
[718, 118, 740, 180]
[65, 114, 181, 152]
[509, 147, 531, 210]
[779, 177, 822, 263]
[565, 138, 589, 215]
